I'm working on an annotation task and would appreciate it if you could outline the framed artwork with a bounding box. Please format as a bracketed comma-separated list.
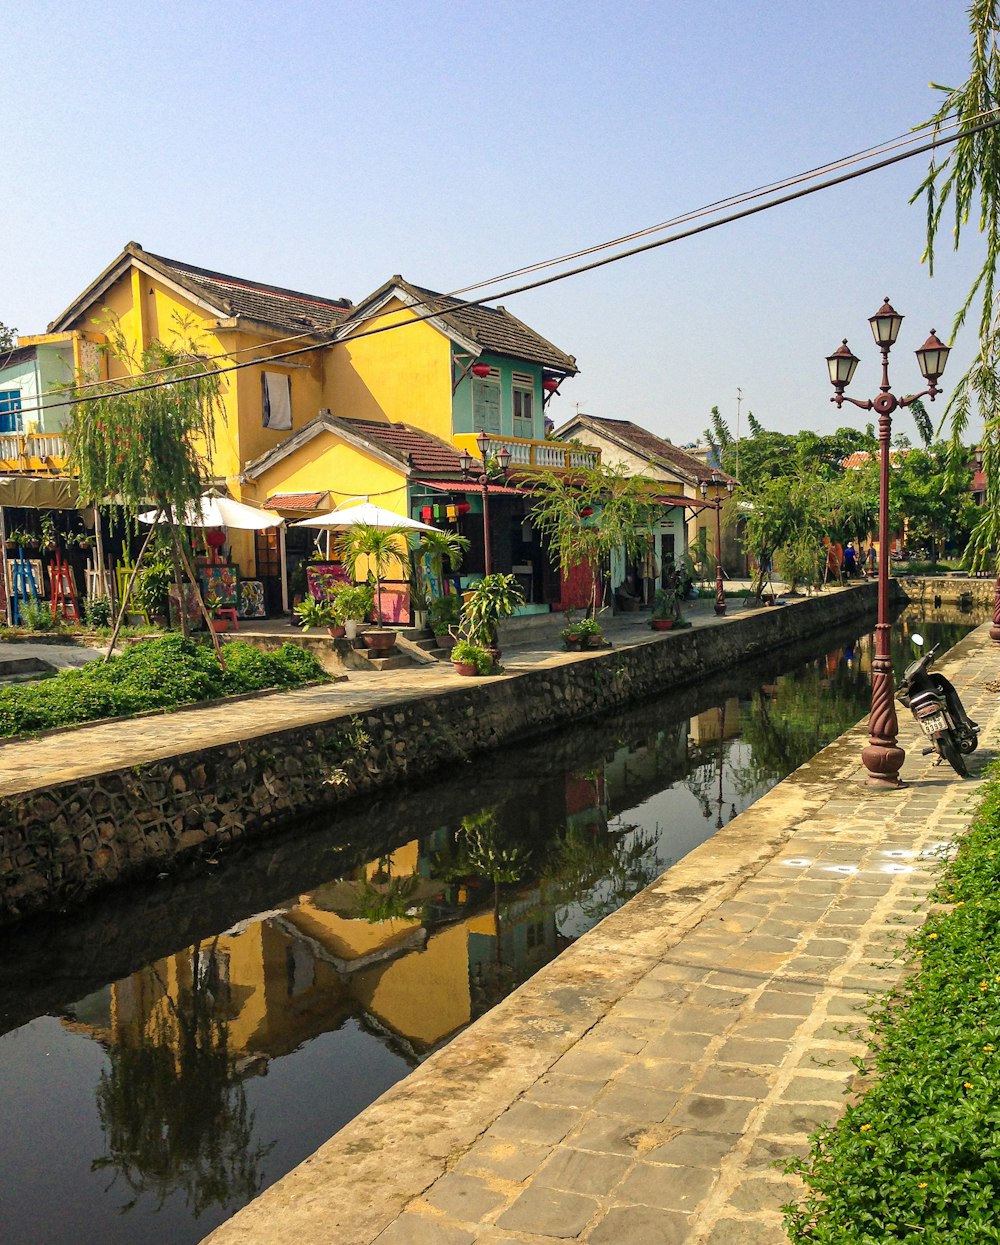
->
[238, 579, 266, 619]
[199, 565, 239, 606]
[5, 557, 44, 599]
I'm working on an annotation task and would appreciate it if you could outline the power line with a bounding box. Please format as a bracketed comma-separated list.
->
[8, 110, 999, 424]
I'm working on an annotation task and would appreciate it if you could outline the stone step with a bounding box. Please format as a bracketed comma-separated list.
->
[0, 656, 52, 679]
[364, 653, 416, 671]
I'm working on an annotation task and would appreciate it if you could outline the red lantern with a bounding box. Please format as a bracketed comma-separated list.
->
[206, 528, 226, 548]
[542, 377, 560, 393]
[421, 506, 433, 522]
[471, 363, 492, 378]
[457, 501, 471, 515]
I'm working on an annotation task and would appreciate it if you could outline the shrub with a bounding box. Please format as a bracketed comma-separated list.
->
[451, 640, 493, 674]
[84, 595, 113, 627]
[0, 637, 326, 738]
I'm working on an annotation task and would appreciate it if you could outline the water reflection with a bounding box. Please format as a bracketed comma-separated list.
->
[0, 606, 979, 1245]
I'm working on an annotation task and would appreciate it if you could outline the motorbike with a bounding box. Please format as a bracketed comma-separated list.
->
[896, 633, 979, 777]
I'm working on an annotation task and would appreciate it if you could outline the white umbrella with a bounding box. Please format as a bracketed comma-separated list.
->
[138, 495, 283, 530]
[293, 501, 440, 532]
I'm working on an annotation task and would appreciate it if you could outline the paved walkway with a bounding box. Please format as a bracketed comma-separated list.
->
[202, 620, 1000, 1245]
[0, 588, 776, 796]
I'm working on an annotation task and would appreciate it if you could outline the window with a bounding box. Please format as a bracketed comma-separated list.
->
[472, 367, 501, 434]
[262, 372, 292, 430]
[512, 372, 534, 438]
[0, 389, 22, 434]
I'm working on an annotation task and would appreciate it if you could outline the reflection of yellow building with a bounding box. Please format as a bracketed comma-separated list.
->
[67, 838, 560, 1068]
[688, 697, 741, 745]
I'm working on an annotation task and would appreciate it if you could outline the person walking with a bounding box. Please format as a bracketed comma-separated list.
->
[843, 541, 857, 577]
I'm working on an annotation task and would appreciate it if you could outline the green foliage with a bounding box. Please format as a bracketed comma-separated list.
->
[0, 636, 325, 737]
[65, 321, 221, 521]
[785, 757, 1000, 1244]
[293, 596, 337, 630]
[0, 321, 17, 353]
[652, 586, 681, 620]
[912, 9, 1000, 569]
[18, 599, 54, 631]
[134, 550, 173, 617]
[429, 593, 461, 635]
[84, 595, 113, 627]
[331, 582, 374, 622]
[451, 639, 493, 674]
[459, 573, 525, 648]
[337, 522, 409, 626]
[525, 462, 662, 616]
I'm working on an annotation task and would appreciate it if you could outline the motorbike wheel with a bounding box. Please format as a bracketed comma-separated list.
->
[936, 732, 969, 777]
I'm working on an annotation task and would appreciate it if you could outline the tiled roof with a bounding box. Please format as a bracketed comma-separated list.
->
[265, 491, 328, 511]
[557, 415, 729, 485]
[347, 277, 578, 374]
[145, 249, 354, 334]
[340, 418, 464, 476]
[0, 345, 37, 371]
[841, 450, 907, 469]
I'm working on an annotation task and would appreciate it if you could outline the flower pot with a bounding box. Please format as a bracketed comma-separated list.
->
[344, 619, 360, 640]
[563, 637, 583, 651]
[361, 629, 396, 651]
[651, 618, 675, 631]
[327, 624, 346, 638]
[211, 618, 232, 633]
[586, 634, 604, 648]
[453, 661, 478, 676]
[434, 631, 456, 651]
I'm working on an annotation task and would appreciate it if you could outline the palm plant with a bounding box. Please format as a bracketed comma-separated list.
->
[337, 522, 409, 627]
[416, 528, 470, 595]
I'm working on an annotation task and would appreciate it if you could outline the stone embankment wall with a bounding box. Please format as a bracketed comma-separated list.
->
[0, 587, 881, 925]
[902, 575, 994, 609]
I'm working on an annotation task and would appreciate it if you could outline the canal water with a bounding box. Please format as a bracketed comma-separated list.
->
[0, 606, 978, 1245]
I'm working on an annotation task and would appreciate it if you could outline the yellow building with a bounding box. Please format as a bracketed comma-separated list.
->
[23, 245, 589, 608]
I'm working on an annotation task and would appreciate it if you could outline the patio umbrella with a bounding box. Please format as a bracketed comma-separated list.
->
[138, 495, 283, 530]
[292, 501, 440, 532]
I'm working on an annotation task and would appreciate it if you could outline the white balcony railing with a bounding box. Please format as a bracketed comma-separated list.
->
[479, 436, 599, 471]
[0, 433, 68, 472]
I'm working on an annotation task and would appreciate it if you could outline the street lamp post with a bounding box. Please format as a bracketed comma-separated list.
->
[459, 429, 512, 576]
[699, 469, 736, 615]
[826, 297, 950, 789]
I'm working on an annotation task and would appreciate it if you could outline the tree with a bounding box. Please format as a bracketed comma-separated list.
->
[337, 522, 409, 627]
[914, 3, 1000, 567]
[0, 321, 17, 355]
[65, 322, 224, 659]
[525, 462, 663, 616]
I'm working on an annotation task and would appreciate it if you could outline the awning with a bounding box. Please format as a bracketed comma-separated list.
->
[414, 479, 525, 497]
[0, 475, 81, 509]
[265, 491, 329, 511]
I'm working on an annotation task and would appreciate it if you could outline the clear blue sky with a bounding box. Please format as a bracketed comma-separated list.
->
[2, 0, 985, 446]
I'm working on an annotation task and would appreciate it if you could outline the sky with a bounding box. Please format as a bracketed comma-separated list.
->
[1, 0, 987, 447]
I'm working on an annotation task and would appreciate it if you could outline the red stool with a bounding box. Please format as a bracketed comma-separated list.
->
[215, 606, 239, 629]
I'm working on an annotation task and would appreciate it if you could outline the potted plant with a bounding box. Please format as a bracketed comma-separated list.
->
[451, 639, 492, 676]
[651, 586, 681, 631]
[294, 595, 340, 635]
[577, 616, 606, 648]
[429, 593, 462, 648]
[334, 582, 375, 640]
[416, 528, 471, 595]
[202, 593, 233, 632]
[459, 573, 525, 657]
[338, 522, 409, 646]
[40, 512, 57, 552]
[560, 621, 584, 651]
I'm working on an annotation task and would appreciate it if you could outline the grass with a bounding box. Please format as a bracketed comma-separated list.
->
[0, 634, 326, 738]
[784, 763, 1000, 1244]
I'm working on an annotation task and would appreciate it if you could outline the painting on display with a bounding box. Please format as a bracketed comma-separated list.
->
[5, 557, 44, 600]
[238, 579, 266, 619]
[198, 565, 239, 606]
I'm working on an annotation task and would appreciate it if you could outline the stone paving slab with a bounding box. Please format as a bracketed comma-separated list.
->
[201, 620, 1000, 1243]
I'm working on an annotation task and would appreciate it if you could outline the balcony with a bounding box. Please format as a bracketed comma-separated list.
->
[0, 434, 68, 474]
[455, 434, 599, 472]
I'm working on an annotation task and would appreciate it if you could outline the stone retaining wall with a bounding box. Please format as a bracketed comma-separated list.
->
[0, 586, 881, 925]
